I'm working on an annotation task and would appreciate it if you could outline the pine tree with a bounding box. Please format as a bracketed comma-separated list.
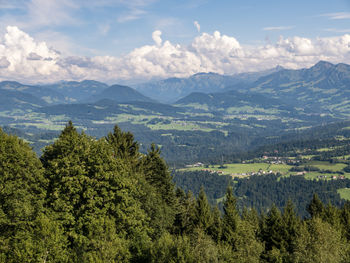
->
[142, 143, 175, 207]
[221, 186, 240, 247]
[322, 202, 341, 230]
[307, 193, 324, 218]
[282, 199, 301, 255]
[293, 217, 348, 263]
[340, 201, 350, 241]
[261, 205, 286, 260]
[173, 189, 196, 235]
[106, 125, 140, 169]
[221, 187, 263, 262]
[208, 206, 222, 243]
[193, 186, 213, 233]
[141, 143, 176, 234]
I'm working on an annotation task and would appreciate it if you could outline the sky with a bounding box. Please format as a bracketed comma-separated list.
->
[0, 0, 350, 84]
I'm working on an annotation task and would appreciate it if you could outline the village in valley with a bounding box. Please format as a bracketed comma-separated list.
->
[182, 154, 350, 180]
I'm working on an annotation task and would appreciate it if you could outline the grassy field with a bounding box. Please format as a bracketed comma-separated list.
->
[180, 162, 292, 177]
[179, 159, 350, 181]
[308, 161, 348, 172]
[338, 188, 350, 200]
[148, 122, 215, 132]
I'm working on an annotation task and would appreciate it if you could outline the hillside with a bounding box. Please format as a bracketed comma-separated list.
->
[2, 123, 350, 262]
[1, 61, 350, 164]
[246, 61, 350, 116]
[135, 66, 285, 103]
[0, 81, 66, 104]
[175, 90, 298, 116]
[43, 80, 108, 102]
[0, 89, 47, 111]
[86, 84, 155, 103]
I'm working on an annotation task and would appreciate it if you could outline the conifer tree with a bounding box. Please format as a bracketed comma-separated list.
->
[141, 143, 176, 235]
[173, 189, 196, 235]
[208, 206, 222, 243]
[106, 125, 140, 169]
[307, 193, 324, 218]
[221, 186, 240, 247]
[261, 205, 286, 260]
[221, 187, 263, 262]
[282, 199, 301, 255]
[322, 202, 341, 230]
[293, 217, 347, 263]
[193, 186, 213, 233]
[341, 201, 350, 241]
[142, 143, 175, 207]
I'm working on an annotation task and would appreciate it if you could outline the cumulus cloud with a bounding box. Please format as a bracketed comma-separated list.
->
[194, 21, 200, 33]
[152, 30, 162, 46]
[27, 52, 42, 60]
[0, 25, 350, 83]
[0, 57, 10, 68]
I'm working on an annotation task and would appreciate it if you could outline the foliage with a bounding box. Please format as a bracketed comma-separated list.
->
[2, 123, 350, 262]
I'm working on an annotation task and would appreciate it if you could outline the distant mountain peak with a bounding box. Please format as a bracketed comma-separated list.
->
[312, 60, 334, 70]
[192, 72, 221, 77]
[274, 65, 285, 71]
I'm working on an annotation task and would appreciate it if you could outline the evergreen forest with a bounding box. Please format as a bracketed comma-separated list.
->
[2, 123, 350, 262]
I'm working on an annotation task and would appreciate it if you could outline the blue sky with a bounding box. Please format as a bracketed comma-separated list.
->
[0, 0, 349, 83]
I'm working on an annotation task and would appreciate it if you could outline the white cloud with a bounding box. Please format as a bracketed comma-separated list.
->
[117, 8, 147, 23]
[27, 52, 43, 60]
[0, 57, 10, 68]
[152, 30, 162, 46]
[194, 21, 200, 33]
[116, 0, 157, 23]
[0, 26, 61, 82]
[263, 26, 294, 31]
[0, 26, 350, 84]
[322, 12, 350, 20]
[324, 28, 350, 33]
[20, 0, 80, 29]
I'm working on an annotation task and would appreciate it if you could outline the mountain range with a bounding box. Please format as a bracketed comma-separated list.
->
[134, 66, 284, 103]
[2, 60, 350, 162]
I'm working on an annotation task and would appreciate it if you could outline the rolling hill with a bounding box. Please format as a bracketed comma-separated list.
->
[43, 80, 108, 102]
[0, 89, 47, 111]
[86, 84, 155, 103]
[0, 81, 66, 105]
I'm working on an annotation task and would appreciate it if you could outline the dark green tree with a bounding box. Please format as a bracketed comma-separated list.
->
[307, 193, 324, 218]
[0, 128, 67, 262]
[341, 201, 350, 240]
[261, 205, 286, 261]
[142, 143, 175, 206]
[41, 122, 150, 261]
[141, 143, 176, 234]
[221, 186, 240, 247]
[322, 202, 341, 230]
[293, 217, 348, 263]
[106, 125, 140, 168]
[208, 206, 222, 243]
[282, 200, 300, 252]
[193, 186, 213, 233]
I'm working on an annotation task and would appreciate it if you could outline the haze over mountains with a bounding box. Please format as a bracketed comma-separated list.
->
[135, 66, 285, 103]
[2, 60, 350, 162]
